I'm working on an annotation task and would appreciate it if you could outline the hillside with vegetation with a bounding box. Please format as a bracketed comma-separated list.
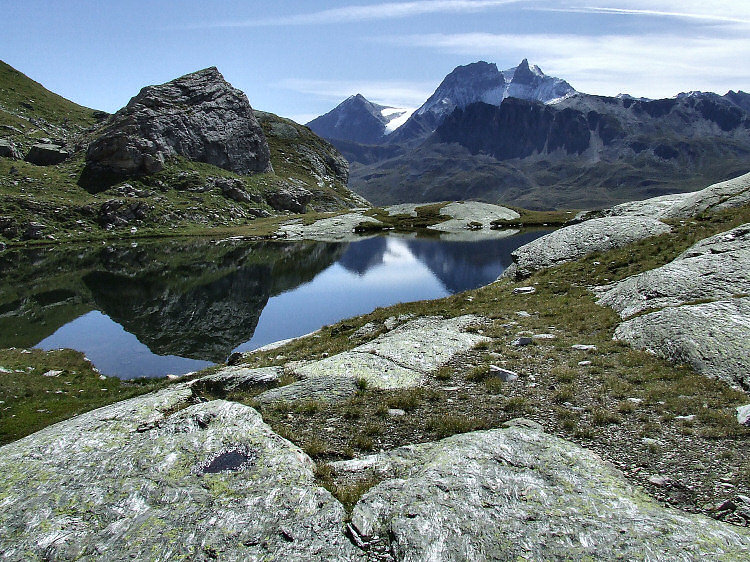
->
[0, 61, 365, 246]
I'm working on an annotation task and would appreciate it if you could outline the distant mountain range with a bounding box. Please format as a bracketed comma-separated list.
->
[309, 60, 573, 146]
[307, 60, 750, 210]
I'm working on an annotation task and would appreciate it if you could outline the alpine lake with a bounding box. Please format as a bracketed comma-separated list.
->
[0, 230, 549, 379]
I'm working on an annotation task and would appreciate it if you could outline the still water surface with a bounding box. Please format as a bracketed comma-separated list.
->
[0, 232, 547, 378]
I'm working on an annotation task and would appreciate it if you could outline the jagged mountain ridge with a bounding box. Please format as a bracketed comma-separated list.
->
[350, 90, 750, 210]
[308, 59, 575, 146]
[433, 92, 750, 162]
[389, 59, 574, 145]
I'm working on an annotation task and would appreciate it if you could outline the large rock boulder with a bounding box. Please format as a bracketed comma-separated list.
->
[84, 67, 272, 183]
[24, 142, 70, 165]
[427, 201, 520, 234]
[613, 297, 750, 390]
[264, 182, 313, 213]
[503, 216, 671, 279]
[595, 223, 750, 389]
[0, 385, 361, 561]
[337, 425, 750, 560]
[661, 171, 750, 219]
[596, 223, 750, 317]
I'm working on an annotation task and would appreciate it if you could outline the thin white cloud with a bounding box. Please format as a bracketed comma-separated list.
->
[195, 0, 523, 28]
[278, 78, 432, 108]
[384, 32, 750, 98]
[535, 1, 750, 25]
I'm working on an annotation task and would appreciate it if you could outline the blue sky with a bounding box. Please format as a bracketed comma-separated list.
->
[2, 1, 748, 123]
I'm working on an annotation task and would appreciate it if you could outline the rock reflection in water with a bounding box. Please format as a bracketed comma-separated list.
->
[0, 230, 548, 378]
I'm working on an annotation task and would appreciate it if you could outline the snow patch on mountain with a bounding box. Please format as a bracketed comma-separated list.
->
[382, 107, 415, 134]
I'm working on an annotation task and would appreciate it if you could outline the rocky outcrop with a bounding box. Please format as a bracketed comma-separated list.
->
[207, 176, 262, 204]
[596, 223, 750, 317]
[503, 216, 671, 279]
[264, 183, 313, 213]
[84, 67, 272, 183]
[278, 212, 384, 242]
[579, 171, 750, 221]
[255, 110, 350, 188]
[0, 386, 361, 561]
[614, 297, 750, 390]
[95, 199, 151, 228]
[0, 138, 22, 159]
[426, 201, 520, 234]
[594, 222, 750, 389]
[256, 316, 489, 404]
[662, 171, 750, 218]
[24, 142, 70, 165]
[193, 365, 283, 393]
[335, 425, 750, 560]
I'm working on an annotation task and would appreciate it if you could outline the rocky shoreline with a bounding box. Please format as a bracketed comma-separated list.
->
[1, 173, 750, 559]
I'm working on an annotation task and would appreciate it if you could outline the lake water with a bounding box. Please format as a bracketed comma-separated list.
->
[0, 231, 548, 378]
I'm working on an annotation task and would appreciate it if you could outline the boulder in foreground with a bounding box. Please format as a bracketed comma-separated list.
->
[338, 425, 750, 560]
[0, 386, 360, 561]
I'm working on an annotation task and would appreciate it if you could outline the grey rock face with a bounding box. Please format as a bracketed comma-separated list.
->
[426, 201, 520, 234]
[278, 212, 383, 242]
[341, 427, 750, 560]
[738, 404, 750, 426]
[575, 193, 691, 221]
[614, 297, 750, 390]
[264, 183, 313, 213]
[0, 386, 361, 561]
[256, 315, 489, 404]
[208, 176, 262, 204]
[194, 365, 283, 392]
[85, 67, 272, 180]
[596, 223, 750, 318]
[96, 198, 151, 227]
[662, 171, 750, 218]
[0, 138, 22, 159]
[578, 171, 750, 222]
[503, 216, 671, 278]
[24, 142, 70, 165]
[255, 374, 360, 405]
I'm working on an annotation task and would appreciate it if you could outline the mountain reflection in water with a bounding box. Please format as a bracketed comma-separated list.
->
[0, 231, 547, 378]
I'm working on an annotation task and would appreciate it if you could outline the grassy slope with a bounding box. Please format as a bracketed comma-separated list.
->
[0, 348, 165, 445]
[0, 60, 99, 148]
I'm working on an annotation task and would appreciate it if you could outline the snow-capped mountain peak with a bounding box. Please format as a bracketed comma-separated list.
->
[307, 93, 415, 144]
[412, 60, 576, 128]
[309, 59, 577, 144]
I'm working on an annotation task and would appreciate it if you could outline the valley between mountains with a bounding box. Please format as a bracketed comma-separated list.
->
[1, 59, 749, 560]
